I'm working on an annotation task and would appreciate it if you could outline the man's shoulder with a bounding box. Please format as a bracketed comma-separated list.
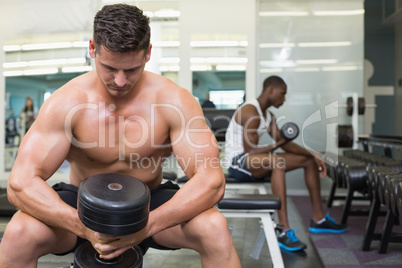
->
[239, 103, 259, 116]
[148, 74, 193, 105]
[42, 73, 93, 112]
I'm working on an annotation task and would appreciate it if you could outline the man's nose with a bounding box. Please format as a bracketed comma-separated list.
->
[114, 71, 127, 87]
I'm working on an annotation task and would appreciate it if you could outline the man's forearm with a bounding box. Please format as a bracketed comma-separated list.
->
[146, 170, 224, 238]
[8, 174, 87, 238]
[248, 138, 288, 155]
[281, 142, 315, 158]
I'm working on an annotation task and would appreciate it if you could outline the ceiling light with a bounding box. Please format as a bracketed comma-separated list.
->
[23, 68, 59, 76]
[3, 70, 24, 77]
[260, 43, 295, 48]
[322, 66, 359, 71]
[260, 60, 295, 67]
[190, 41, 247, 47]
[28, 59, 69, 67]
[72, 41, 89, 48]
[313, 10, 364, 16]
[298, 41, 352, 47]
[62, 66, 93, 73]
[3, 45, 21, 52]
[21, 42, 73, 51]
[215, 65, 246, 71]
[293, 67, 320, 72]
[190, 65, 213, 71]
[259, 11, 309, 17]
[3, 62, 28, 68]
[4, 58, 87, 68]
[296, 59, 338, 64]
[191, 57, 248, 64]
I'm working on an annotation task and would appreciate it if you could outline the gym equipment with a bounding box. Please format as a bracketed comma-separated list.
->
[280, 122, 299, 141]
[398, 182, 402, 216]
[74, 173, 150, 268]
[345, 97, 376, 116]
[0, 188, 17, 216]
[218, 193, 284, 268]
[387, 176, 402, 216]
[337, 125, 354, 148]
[337, 94, 377, 149]
[202, 109, 235, 142]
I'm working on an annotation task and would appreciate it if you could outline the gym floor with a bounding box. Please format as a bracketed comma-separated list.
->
[0, 189, 324, 268]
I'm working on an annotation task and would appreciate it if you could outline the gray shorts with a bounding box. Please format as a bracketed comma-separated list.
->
[228, 153, 271, 181]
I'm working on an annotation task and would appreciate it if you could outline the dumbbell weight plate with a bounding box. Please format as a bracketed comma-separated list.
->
[358, 97, 365, 115]
[390, 177, 402, 216]
[74, 241, 142, 268]
[346, 97, 366, 116]
[346, 97, 353, 116]
[398, 182, 402, 216]
[337, 125, 354, 148]
[280, 122, 299, 140]
[78, 173, 150, 236]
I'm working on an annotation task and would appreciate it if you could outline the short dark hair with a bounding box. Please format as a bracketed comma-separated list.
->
[262, 76, 286, 91]
[93, 4, 150, 54]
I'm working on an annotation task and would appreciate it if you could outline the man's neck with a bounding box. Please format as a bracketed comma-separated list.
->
[257, 97, 270, 111]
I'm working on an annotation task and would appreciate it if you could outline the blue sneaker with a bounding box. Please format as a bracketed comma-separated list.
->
[277, 229, 307, 251]
[309, 213, 347, 234]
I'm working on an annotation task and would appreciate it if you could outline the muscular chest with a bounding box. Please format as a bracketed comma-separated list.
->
[70, 103, 169, 162]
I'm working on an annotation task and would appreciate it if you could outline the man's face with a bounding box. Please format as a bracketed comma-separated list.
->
[271, 85, 287, 108]
[89, 40, 151, 98]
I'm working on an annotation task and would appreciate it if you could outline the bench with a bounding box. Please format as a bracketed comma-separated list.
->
[176, 175, 270, 195]
[218, 193, 283, 268]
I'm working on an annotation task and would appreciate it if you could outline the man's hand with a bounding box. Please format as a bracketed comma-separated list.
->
[314, 158, 327, 178]
[87, 225, 149, 260]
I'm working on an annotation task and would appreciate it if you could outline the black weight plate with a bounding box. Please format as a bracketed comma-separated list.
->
[398, 182, 402, 216]
[280, 122, 299, 140]
[390, 178, 402, 216]
[346, 97, 353, 116]
[74, 241, 142, 268]
[337, 125, 353, 148]
[78, 173, 150, 235]
[358, 97, 365, 115]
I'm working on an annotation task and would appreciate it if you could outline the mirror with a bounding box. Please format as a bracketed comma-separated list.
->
[192, 71, 245, 110]
[4, 73, 79, 171]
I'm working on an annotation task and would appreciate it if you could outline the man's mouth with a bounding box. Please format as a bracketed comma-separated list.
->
[110, 86, 127, 91]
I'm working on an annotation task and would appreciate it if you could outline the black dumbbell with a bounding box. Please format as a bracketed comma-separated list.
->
[280, 122, 299, 141]
[388, 176, 402, 216]
[397, 182, 402, 216]
[74, 173, 150, 268]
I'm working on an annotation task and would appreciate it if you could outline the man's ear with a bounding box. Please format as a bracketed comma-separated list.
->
[145, 44, 152, 62]
[89, 39, 96, 58]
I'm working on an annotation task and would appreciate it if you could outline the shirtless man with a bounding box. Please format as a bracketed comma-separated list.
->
[0, 4, 240, 267]
[225, 75, 346, 252]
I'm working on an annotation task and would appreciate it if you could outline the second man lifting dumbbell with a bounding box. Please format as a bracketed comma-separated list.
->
[225, 75, 347, 252]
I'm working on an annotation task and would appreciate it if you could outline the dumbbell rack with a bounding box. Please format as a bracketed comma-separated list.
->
[338, 93, 377, 149]
[326, 135, 402, 254]
[350, 94, 359, 149]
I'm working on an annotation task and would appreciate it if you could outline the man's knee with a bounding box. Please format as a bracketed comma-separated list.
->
[4, 213, 30, 240]
[3, 212, 56, 250]
[272, 155, 286, 170]
[193, 209, 232, 245]
[198, 209, 228, 232]
[305, 156, 318, 169]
